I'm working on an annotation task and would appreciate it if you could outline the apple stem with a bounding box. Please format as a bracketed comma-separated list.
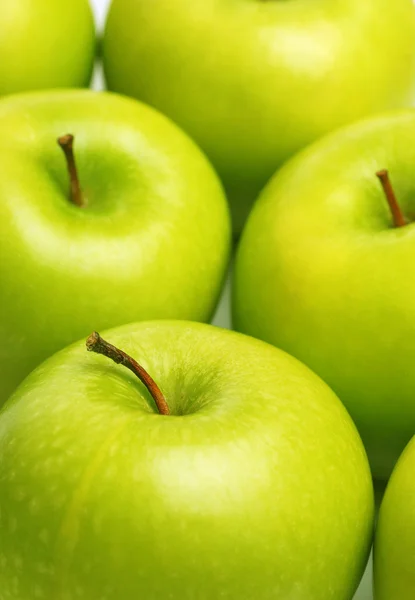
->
[86, 331, 170, 416]
[57, 134, 85, 208]
[376, 169, 407, 228]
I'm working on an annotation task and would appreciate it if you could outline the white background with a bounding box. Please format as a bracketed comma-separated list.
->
[90, 0, 373, 597]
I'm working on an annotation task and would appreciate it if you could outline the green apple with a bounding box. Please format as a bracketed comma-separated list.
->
[0, 89, 230, 405]
[102, 0, 415, 233]
[0, 320, 374, 599]
[0, 0, 95, 96]
[373, 435, 415, 599]
[233, 109, 415, 482]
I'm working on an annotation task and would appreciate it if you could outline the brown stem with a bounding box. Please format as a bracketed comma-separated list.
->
[86, 332, 170, 416]
[57, 134, 85, 207]
[376, 169, 407, 228]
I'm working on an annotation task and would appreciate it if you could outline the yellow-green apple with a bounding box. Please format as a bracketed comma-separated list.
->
[102, 0, 415, 233]
[0, 320, 374, 599]
[233, 109, 415, 481]
[0, 0, 95, 96]
[0, 90, 230, 404]
[374, 435, 415, 599]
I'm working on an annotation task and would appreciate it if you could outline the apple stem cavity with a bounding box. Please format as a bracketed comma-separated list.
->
[86, 331, 170, 415]
[57, 134, 85, 208]
[376, 169, 407, 228]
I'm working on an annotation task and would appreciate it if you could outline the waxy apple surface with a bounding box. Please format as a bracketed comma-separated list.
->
[0, 321, 374, 599]
[103, 0, 415, 232]
[374, 435, 415, 599]
[233, 109, 415, 481]
[0, 0, 95, 96]
[0, 90, 230, 404]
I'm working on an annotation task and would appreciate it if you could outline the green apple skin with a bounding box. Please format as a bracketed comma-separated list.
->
[0, 90, 230, 405]
[0, 320, 373, 599]
[0, 0, 95, 96]
[102, 0, 415, 233]
[233, 109, 415, 482]
[373, 436, 415, 599]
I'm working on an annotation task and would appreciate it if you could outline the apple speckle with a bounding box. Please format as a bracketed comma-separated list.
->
[34, 583, 45, 598]
[38, 528, 50, 544]
[7, 516, 17, 533]
[13, 485, 27, 502]
[12, 554, 22, 571]
[28, 497, 40, 515]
